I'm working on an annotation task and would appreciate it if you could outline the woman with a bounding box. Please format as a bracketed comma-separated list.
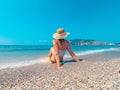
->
[46, 28, 81, 69]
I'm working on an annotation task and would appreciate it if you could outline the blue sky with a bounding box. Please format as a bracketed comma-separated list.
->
[0, 0, 120, 45]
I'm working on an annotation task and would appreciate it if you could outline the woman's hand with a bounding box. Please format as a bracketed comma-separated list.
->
[57, 66, 63, 69]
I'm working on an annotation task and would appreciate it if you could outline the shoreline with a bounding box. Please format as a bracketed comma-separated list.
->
[0, 47, 120, 70]
[1, 47, 120, 70]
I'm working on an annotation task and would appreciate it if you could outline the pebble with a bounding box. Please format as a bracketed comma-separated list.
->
[119, 70, 120, 73]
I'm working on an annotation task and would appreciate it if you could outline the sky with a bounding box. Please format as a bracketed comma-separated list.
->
[0, 0, 120, 45]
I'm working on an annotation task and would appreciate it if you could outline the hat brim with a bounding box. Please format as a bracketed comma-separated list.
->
[53, 32, 70, 39]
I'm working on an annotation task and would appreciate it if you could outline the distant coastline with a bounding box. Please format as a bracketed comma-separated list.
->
[69, 39, 120, 46]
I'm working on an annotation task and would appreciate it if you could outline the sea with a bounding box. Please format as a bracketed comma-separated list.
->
[0, 45, 120, 69]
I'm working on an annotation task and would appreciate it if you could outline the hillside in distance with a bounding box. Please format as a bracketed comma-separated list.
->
[69, 39, 115, 46]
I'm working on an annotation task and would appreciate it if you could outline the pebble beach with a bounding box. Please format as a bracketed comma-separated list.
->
[0, 52, 120, 90]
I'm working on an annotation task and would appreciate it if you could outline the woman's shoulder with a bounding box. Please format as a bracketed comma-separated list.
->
[52, 39, 58, 42]
[64, 40, 69, 44]
[52, 40, 59, 44]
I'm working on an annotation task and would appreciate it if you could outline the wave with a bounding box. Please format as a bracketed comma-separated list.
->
[64, 48, 120, 58]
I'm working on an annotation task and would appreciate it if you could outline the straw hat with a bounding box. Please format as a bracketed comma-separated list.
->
[53, 28, 70, 39]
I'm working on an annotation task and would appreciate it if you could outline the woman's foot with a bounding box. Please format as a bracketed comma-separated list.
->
[57, 66, 63, 69]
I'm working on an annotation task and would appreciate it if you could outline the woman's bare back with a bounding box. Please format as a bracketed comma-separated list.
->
[53, 39, 69, 50]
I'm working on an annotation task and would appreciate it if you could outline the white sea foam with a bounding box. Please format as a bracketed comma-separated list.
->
[0, 58, 46, 69]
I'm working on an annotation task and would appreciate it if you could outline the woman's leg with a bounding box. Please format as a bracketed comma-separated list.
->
[45, 47, 56, 63]
[45, 47, 53, 63]
[49, 47, 56, 63]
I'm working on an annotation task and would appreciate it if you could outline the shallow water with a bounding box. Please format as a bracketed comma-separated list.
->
[0, 45, 120, 69]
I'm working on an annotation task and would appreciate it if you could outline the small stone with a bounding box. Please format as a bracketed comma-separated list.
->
[119, 70, 120, 73]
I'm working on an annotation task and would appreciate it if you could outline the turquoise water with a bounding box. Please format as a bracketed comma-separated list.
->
[0, 45, 120, 69]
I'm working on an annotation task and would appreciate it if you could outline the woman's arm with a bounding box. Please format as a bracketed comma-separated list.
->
[67, 42, 80, 62]
[53, 40, 63, 69]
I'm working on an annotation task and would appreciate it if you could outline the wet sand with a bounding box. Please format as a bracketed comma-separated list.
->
[0, 54, 120, 90]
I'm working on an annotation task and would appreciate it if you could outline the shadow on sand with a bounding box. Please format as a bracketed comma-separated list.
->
[61, 59, 83, 64]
